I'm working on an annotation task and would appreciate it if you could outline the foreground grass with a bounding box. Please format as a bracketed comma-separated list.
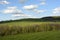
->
[0, 22, 60, 36]
[0, 31, 60, 40]
[0, 22, 60, 40]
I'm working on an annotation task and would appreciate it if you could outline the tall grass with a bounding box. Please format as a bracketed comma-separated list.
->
[0, 31, 60, 40]
[0, 22, 60, 36]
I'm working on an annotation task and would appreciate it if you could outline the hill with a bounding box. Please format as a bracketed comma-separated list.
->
[0, 16, 60, 36]
[20, 16, 60, 22]
[0, 16, 60, 23]
[40, 16, 60, 21]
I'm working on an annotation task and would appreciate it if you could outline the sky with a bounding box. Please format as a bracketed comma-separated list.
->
[0, 0, 60, 21]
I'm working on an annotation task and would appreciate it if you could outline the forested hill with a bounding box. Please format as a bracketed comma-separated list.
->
[0, 16, 60, 23]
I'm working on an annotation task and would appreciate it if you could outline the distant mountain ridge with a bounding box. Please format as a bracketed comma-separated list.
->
[0, 16, 60, 23]
[40, 16, 60, 21]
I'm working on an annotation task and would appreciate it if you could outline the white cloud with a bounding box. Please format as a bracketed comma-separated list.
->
[0, 0, 10, 4]
[53, 7, 60, 14]
[23, 5, 46, 14]
[12, 13, 38, 18]
[33, 9, 46, 13]
[23, 5, 38, 10]
[40, 1, 46, 5]
[12, 14, 31, 17]
[2, 6, 37, 18]
[2, 6, 22, 14]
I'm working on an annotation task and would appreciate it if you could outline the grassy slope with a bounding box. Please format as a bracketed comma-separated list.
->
[0, 22, 60, 35]
[0, 21, 60, 26]
[0, 21, 60, 27]
[0, 16, 60, 24]
[0, 31, 60, 40]
[0, 16, 60, 40]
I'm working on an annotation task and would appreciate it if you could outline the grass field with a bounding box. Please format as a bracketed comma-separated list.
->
[0, 31, 60, 40]
[0, 21, 60, 36]
[0, 21, 60, 40]
[0, 21, 60, 27]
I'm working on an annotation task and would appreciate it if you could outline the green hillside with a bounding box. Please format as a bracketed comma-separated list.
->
[0, 16, 60, 23]
[0, 16, 60, 40]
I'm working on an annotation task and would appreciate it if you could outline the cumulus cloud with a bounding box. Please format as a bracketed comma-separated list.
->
[23, 5, 38, 10]
[40, 1, 46, 5]
[2, 6, 23, 14]
[12, 13, 37, 18]
[53, 7, 60, 14]
[11, 15, 38, 20]
[23, 5, 46, 14]
[33, 9, 46, 13]
[38, 0, 46, 5]
[1, 6, 37, 18]
[0, 0, 10, 4]
[12, 14, 31, 17]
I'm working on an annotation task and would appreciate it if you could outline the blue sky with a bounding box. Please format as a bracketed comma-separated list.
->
[0, 0, 60, 21]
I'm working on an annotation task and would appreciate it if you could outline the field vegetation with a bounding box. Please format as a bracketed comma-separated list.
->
[0, 16, 60, 40]
[0, 21, 60, 36]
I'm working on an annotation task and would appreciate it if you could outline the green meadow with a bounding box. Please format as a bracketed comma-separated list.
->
[0, 21, 60, 36]
[0, 31, 60, 40]
[0, 17, 60, 40]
